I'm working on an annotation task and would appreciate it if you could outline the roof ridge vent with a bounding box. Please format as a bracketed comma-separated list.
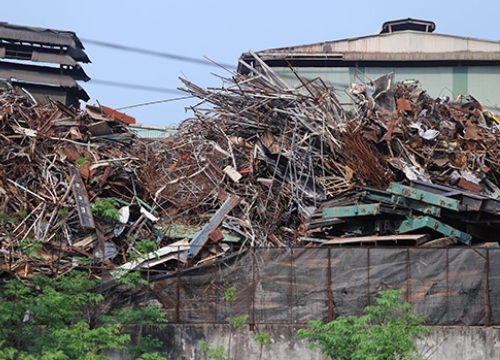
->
[379, 18, 436, 34]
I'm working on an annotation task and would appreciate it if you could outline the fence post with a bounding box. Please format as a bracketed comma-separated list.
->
[367, 248, 371, 307]
[175, 246, 181, 324]
[250, 248, 256, 330]
[406, 248, 410, 305]
[445, 248, 449, 325]
[485, 249, 491, 326]
[327, 247, 334, 321]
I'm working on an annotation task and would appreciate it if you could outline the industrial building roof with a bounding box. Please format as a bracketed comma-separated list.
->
[0, 22, 90, 104]
[239, 19, 500, 71]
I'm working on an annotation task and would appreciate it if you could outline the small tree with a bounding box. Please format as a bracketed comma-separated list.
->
[297, 289, 429, 360]
[0, 272, 168, 359]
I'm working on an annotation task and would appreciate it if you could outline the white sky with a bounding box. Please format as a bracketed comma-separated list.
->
[3, 0, 499, 126]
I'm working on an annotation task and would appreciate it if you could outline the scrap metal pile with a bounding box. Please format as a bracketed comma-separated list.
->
[173, 52, 500, 247]
[2, 52, 500, 279]
[0, 89, 167, 278]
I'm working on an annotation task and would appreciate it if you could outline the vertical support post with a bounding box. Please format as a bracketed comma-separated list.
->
[288, 247, 295, 323]
[175, 246, 181, 324]
[445, 248, 449, 325]
[250, 248, 256, 331]
[485, 249, 491, 326]
[406, 249, 410, 305]
[327, 248, 334, 321]
[367, 248, 371, 307]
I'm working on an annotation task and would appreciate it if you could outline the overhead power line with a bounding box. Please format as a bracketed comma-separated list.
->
[116, 96, 195, 110]
[82, 38, 236, 70]
[91, 79, 183, 94]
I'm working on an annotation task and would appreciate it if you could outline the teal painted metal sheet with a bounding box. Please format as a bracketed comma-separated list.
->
[323, 203, 381, 218]
[391, 195, 442, 217]
[398, 216, 471, 245]
[388, 182, 461, 211]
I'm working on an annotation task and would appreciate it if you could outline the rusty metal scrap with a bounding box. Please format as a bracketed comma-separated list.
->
[169, 52, 500, 247]
[4, 51, 500, 279]
[0, 89, 160, 278]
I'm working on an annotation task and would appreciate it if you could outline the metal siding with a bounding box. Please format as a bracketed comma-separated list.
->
[270, 66, 500, 111]
[273, 67, 351, 90]
[453, 67, 468, 97]
[468, 67, 500, 111]
[365, 67, 455, 99]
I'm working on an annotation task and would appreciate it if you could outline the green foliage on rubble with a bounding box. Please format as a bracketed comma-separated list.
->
[0, 212, 17, 224]
[75, 156, 89, 167]
[0, 272, 168, 360]
[297, 288, 429, 360]
[91, 198, 121, 221]
[14, 238, 43, 258]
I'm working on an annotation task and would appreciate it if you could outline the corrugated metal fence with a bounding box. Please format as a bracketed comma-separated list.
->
[152, 247, 500, 326]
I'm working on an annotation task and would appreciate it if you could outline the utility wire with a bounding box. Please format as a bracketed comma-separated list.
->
[116, 95, 195, 110]
[91, 79, 183, 94]
[82, 38, 236, 70]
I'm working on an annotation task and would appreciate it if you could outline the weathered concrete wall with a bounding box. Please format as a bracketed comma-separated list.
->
[417, 326, 500, 360]
[109, 325, 500, 359]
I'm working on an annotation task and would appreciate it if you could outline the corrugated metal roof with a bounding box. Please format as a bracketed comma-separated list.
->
[0, 22, 83, 49]
[0, 67, 78, 87]
[0, 61, 89, 82]
[247, 31, 500, 62]
[30, 51, 77, 66]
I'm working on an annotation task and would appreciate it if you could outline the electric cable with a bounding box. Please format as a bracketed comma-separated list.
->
[82, 38, 236, 70]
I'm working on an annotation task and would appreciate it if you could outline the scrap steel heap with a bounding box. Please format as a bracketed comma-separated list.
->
[2, 52, 500, 279]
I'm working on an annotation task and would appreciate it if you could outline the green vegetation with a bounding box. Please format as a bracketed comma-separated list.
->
[0, 212, 17, 224]
[198, 340, 234, 360]
[0, 272, 168, 359]
[228, 314, 249, 332]
[134, 239, 158, 258]
[75, 156, 89, 167]
[297, 289, 428, 360]
[91, 198, 121, 221]
[14, 238, 42, 258]
[224, 287, 237, 302]
[253, 331, 272, 349]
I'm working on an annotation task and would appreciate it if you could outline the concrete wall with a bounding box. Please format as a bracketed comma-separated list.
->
[109, 325, 500, 359]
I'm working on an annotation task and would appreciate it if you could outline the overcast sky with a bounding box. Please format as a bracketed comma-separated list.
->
[3, 1, 499, 126]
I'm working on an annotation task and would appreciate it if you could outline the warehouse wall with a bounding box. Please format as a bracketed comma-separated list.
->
[273, 65, 500, 112]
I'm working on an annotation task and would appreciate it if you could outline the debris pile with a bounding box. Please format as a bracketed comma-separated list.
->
[0, 89, 164, 277]
[172, 53, 500, 247]
[2, 52, 500, 279]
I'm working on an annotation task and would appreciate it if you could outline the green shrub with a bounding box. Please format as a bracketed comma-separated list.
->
[297, 289, 429, 360]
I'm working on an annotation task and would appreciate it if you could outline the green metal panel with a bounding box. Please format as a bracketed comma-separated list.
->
[323, 203, 381, 218]
[272, 65, 500, 114]
[467, 66, 500, 112]
[273, 67, 351, 90]
[391, 196, 442, 217]
[398, 216, 471, 245]
[453, 66, 468, 97]
[388, 182, 461, 211]
[366, 67, 455, 99]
